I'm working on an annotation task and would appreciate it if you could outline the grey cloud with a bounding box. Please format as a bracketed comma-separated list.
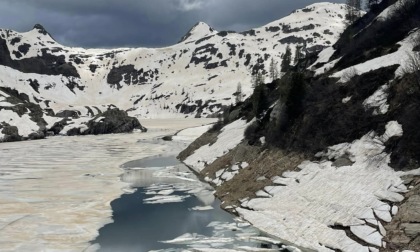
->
[0, 0, 345, 48]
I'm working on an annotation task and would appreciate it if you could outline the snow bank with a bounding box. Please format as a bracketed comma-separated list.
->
[184, 119, 252, 172]
[237, 121, 415, 252]
[172, 124, 213, 142]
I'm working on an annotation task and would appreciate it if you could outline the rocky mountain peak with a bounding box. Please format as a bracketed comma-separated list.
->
[32, 24, 49, 35]
[179, 21, 217, 43]
[0, 2, 349, 141]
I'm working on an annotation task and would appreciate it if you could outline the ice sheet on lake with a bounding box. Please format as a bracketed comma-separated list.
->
[160, 219, 273, 251]
[0, 118, 214, 251]
[144, 195, 190, 204]
[191, 206, 214, 211]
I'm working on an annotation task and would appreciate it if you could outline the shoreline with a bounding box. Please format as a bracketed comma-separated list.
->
[177, 119, 420, 252]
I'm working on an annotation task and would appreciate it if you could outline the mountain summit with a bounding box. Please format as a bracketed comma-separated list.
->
[179, 22, 217, 43]
[0, 2, 347, 141]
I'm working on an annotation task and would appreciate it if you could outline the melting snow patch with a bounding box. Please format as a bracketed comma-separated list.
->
[172, 124, 213, 142]
[0, 101, 15, 107]
[342, 96, 352, 104]
[363, 84, 389, 115]
[0, 109, 39, 137]
[350, 225, 382, 247]
[184, 119, 252, 172]
[211, 161, 251, 186]
[315, 58, 341, 76]
[310, 46, 336, 69]
[143, 195, 189, 204]
[190, 206, 214, 211]
[333, 31, 420, 81]
[236, 121, 413, 252]
[391, 205, 398, 216]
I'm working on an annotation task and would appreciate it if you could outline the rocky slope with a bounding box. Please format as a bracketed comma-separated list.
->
[179, 0, 420, 251]
[0, 3, 348, 142]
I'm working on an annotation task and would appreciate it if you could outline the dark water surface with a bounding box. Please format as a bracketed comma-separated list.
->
[93, 156, 266, 252]
[94, 189, 239, 252]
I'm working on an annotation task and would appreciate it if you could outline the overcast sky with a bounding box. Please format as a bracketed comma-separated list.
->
[0, 0, 345, 48]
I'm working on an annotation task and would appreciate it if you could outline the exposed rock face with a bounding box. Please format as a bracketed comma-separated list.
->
[383, 176, 420, 251]
[56, 110, 80, 119]
[84, 108, 147, 135]
[0, 37, 80, 78]
[0, 2, 347, 130]
[0, 125, 21, 142]
[179, 1, 420, 251]
[0, 87, 147, 142]
[49, 118, 69, 135]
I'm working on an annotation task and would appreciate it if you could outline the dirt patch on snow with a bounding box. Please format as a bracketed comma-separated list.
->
[382, 175, 420, 252]
[199, 142, 307, 212]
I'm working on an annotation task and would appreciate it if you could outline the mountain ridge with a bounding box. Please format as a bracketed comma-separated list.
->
[0, 2, 348, 141]
[178, 0, 420, 250]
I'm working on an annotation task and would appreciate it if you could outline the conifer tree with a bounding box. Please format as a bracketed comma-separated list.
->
[294, 45, 302, 64]
[269, 58, 279, 81]
[235, 82, 243, 103]
[281, 45, 292, 72]
[252, 72, 266, 117]
[367, 0, 380, 10]
[345, 0, 362, 24]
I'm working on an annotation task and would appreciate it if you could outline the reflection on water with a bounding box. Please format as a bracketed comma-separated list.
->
[94, 156, 271, 252]
[94, 189, 241, 252]
[122, 155, 179, 169]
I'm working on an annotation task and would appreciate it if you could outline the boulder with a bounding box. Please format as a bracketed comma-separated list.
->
[49, 118, 70, 135]
[27, 131, 45, 140]
[1, 125, 22, 142]
[84, 108, 147, 135]
[56, 110, 80, 119]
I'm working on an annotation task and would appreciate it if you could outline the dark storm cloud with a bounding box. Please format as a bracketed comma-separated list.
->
[0, 0, 345, 48]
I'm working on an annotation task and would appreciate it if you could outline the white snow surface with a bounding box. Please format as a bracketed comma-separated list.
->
[172, 124, 213, 142]
[0, 109, 39, 137]
[211, 162, 251, 186]
[184, 119, 252, 172]
[236, 121, 416, 252]
[363, 84, 389, 115]
[0, 118, 214, 252]
[0, 3, 347, 126]
[332, 30, 420, 82]
[310, 46, 336, 70]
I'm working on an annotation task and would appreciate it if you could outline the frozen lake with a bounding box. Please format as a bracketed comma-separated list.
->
[0, 119, 275, 252]
[95, 155, 266, 252]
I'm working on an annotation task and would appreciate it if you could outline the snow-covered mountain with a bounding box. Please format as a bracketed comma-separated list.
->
[0, 2, 347, 141]
[179, 0, 420, 251]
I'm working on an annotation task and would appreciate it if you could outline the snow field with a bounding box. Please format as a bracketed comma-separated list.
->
[184, 119, 252, 172]
[0, 3, 348, 122]
[236, 121, 418, 252]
